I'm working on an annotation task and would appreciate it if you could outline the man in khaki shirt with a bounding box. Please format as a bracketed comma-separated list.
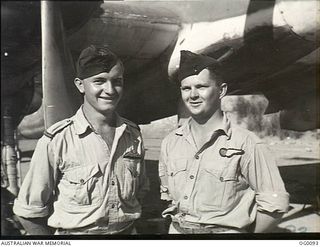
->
[13, 45, 149, 235]
[159, 50, 289, 234]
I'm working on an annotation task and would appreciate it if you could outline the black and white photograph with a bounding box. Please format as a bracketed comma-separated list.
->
[1, 0, 319, 241]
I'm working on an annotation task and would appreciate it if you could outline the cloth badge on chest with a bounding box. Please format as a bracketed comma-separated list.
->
[219, 148, 245, 158]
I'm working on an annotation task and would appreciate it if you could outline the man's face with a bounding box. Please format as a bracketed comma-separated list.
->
[180, 68, 226, 122]
[75, 62, 124, 115]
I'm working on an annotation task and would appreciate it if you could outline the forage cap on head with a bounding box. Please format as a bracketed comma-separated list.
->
[178, 50, 220, 82]
[76, 45, 120, 79]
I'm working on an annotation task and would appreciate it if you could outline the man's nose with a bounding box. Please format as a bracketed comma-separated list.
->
[102, 81, 115, 94]
[190, 88, 199, 98]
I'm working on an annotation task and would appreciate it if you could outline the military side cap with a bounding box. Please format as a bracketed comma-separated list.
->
[76, 45, 119, 79]
[178, 50, 220, 82]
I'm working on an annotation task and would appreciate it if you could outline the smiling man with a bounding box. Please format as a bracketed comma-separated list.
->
[159, 50, 289, 234]
[13, 45, 149, 235]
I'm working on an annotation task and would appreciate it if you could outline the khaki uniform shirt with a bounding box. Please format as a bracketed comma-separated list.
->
[14, 107, 149, 231]
[159, 115, 289, 229]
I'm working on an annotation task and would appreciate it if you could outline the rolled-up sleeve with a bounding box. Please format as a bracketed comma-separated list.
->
[13, 136, 57, 218]
[243, 141, 289, 213]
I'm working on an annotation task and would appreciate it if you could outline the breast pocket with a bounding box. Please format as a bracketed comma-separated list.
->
[201, 157, 240, 209]
[121, 158, 141, 200]
[167, 159, 188, 200]
[61, 164, 102, 206]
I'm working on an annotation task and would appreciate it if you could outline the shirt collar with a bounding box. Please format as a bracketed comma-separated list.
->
[175, 112, 232, 140]
[73, 106, 127, 135]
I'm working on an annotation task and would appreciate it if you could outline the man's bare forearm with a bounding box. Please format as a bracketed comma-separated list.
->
[17, 216, 55, 235]
[253, 211, 284, 233]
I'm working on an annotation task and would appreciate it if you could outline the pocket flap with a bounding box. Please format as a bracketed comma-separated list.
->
[168, 159, 188, 176]
[204, 168, 237, 182]
[204, 168, 222, 179]
[65, 164, 100, 184]
[220, 175, 238, 182]
[220, 170, 238, 182]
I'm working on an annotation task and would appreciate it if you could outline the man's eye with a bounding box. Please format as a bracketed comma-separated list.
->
[112, 78, 123, 85]
[93, 80, 105, 85]
[181, 87, 191, 91]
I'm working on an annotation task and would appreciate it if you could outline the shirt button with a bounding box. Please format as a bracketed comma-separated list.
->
[194, 154, 199, 159]
[190, 175, 194, 179]
[170, 172, 174, 176]
[184, 196, 188, 200]
[80, 179, 85, 184]
[111, 181, 115, 186]
[219, 177, 224, 182]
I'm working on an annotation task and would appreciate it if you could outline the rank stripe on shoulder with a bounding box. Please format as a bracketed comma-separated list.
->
[43, 130, 53, 139]
[44, 119, 73, 139]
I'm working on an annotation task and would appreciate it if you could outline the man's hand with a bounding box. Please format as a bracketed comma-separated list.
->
[17, 216, 55, 235]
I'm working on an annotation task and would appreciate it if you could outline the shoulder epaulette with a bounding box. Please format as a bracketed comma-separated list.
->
[43, 119, 73, 139]
[122, 118, 140, 131]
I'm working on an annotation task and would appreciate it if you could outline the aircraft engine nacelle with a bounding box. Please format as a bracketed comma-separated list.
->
[167, 0, 320, 84]
[277, 0, 320, 42]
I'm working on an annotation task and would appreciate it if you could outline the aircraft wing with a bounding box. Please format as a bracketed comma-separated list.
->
[2, 0, 319, 139]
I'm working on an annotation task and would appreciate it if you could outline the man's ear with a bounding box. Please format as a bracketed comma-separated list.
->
[74, 78, 84, 94]
[219, 83, 228, 99]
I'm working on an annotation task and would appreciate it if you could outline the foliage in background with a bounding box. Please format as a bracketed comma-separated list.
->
[141, 95, 319, 141]
[223, 95, 319, 140]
